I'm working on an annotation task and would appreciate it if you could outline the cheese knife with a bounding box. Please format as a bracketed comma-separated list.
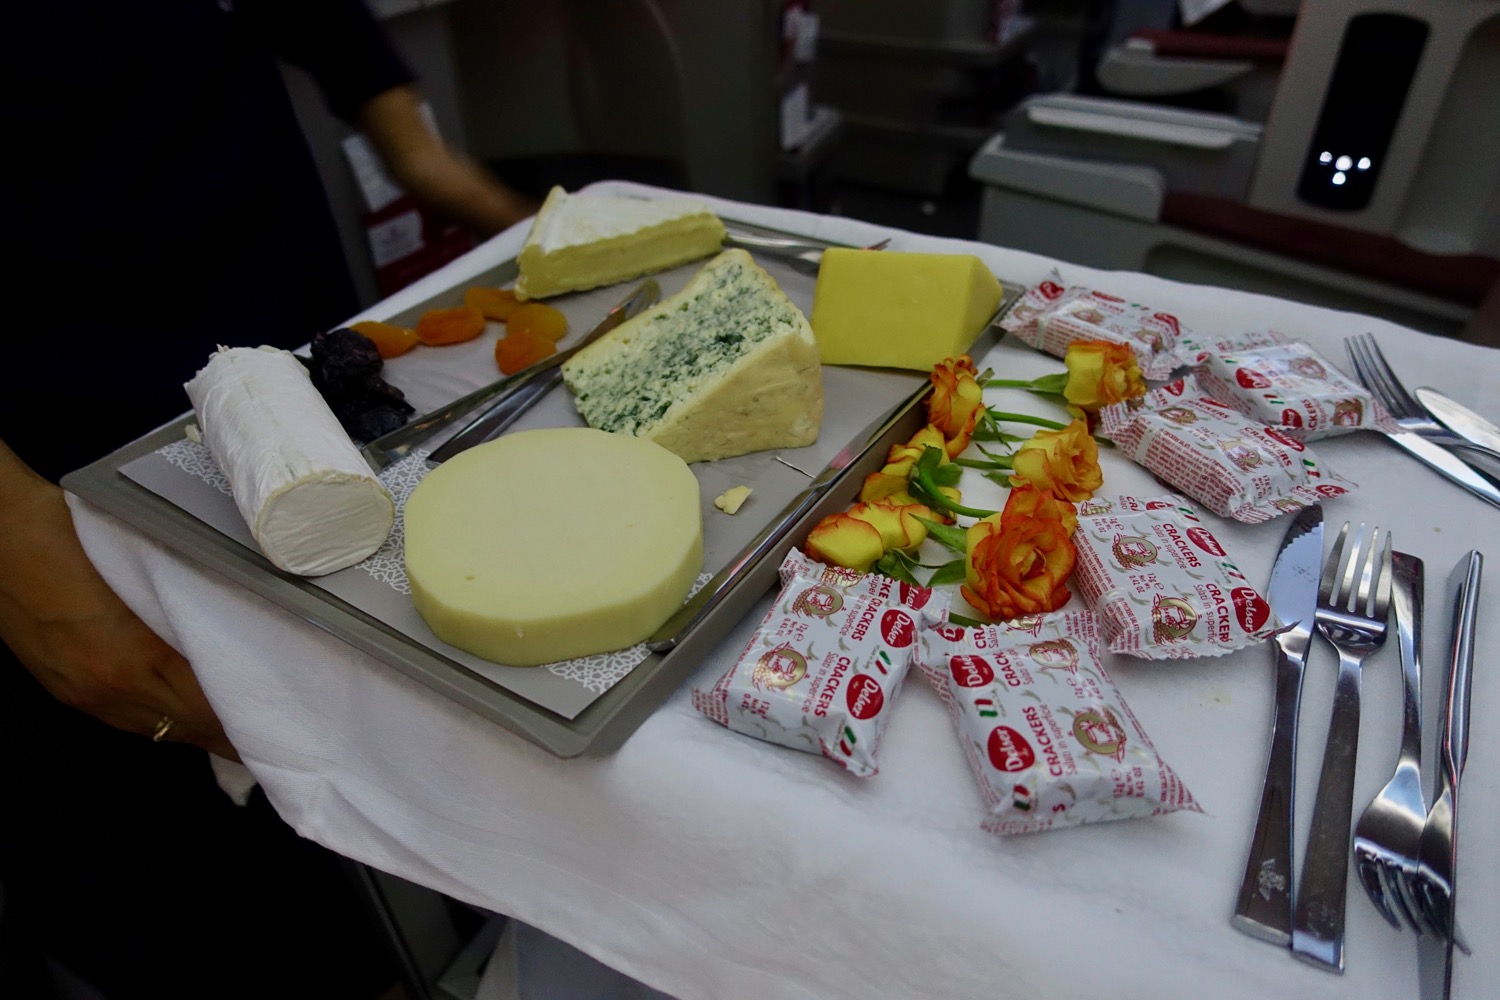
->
[1232, 502, 1323, 945]
[1414, 386, 1500, 465]
[362, 279, 660, 471]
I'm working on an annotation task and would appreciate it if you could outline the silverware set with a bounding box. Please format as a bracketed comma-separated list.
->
[1233, 509, 1483, 995]
[1344, 332, 1500, 509]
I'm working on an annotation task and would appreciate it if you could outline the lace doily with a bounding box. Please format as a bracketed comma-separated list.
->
[157, 440, 710, 693]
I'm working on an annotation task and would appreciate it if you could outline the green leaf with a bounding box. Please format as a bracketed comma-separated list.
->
[982, 470, 1015, 490]
[910, 449, 999, 520]
[875, 549, 920, 586]
[927, 558, 969, 588]
[914, 515, 968, 555]
[946, 611, 988, 628]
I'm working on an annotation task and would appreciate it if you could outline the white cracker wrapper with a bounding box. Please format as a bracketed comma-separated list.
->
[1192, 339, 1395, 440]
[918, 611, 1203, 835]
[1071, 494, 1282, 659]
[692, 549, 949, 777]
[999, 270, 1189, 380]
[1099, 374, 1357, 523]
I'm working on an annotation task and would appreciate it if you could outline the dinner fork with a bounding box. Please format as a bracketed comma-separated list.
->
[1345, 333, 1500, 466]
[1291, 522, 1393, 973]
[1410, 549, 1482, 955]
[1350, 551, 1427, 933]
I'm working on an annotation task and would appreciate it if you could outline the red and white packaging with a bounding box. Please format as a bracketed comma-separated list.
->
[1098, 374, 1357, 523]
[1000, 269, 1189, 380]
[1193, 340, 1394, 440]
[692, 549, 949, 777]
[1071, 494, 1282, 659]
[918, 611, 1202, 835]
[1176, 328, 1291, 367]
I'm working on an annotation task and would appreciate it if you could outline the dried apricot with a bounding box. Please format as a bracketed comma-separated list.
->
[464, 286, 523, 321]
[415, 305, 487, 346]
[507, 302, 568, 342]
[349, 320, 420, 359]
[494, 328, 556, 375]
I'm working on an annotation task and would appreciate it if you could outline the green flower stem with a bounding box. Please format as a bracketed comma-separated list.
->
[954, 456, 1013, 471]
[986, 373, 1069, 395]
[986, 409, 1070, 431]
[911, 467, 998, 520]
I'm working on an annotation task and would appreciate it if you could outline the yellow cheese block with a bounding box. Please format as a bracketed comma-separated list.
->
[403, 428, 702, 666]
[809, 248, 1003, 370]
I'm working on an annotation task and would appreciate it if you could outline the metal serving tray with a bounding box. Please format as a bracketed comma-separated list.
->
[62, 219, 1020, 757]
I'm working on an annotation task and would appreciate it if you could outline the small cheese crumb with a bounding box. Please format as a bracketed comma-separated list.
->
[714, 485, 752, 514]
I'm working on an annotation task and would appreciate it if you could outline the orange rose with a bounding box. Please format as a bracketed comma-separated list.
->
[1063, 340, 1145, 416]
[805, 512, 884, 572]
[859, 424, 961, 520]
[1002, 483, 1078, 535]
[806, 500, 935, 572]
[1008, 419, 1102, 503]
[960, 513, 1076, 620]
[928, 355, 985, 458]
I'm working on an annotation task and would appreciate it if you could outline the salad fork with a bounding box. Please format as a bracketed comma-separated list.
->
[1291, 522, 1393, 973]
[1345, 333, 1500, 466]
[1350, 552, 1427, 933]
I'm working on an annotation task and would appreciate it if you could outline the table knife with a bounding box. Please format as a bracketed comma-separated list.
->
[1415, 386, 1500, 458]
[1378, 429, 1500, 511]
[1233, 502, 1323, 945]
[1416, 549, 1481, 1000]
[411, 279, 660, 467]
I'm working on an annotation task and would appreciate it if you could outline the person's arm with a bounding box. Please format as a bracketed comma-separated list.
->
[0, 440, 237, 760]
[355, 84, 539, 239]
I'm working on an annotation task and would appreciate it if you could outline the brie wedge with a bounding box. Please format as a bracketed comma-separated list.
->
[514, 186, 727, 300]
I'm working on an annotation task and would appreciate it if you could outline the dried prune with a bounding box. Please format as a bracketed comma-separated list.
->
[303, 328, 415, 443]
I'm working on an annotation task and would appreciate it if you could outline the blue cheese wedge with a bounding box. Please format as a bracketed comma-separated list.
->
[514, 186, 727, 300]
[184, 346, 394, 577]
[560, 249, 824, 463]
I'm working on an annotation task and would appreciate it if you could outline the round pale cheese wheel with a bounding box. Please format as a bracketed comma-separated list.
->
[403, 427, 703, 666]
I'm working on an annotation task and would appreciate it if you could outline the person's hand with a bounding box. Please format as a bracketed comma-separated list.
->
[0, 443, 238, 761]
[357, 84, 541, 238]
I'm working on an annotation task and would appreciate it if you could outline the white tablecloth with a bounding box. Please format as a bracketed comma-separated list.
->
[67, 182, 1498, 1000]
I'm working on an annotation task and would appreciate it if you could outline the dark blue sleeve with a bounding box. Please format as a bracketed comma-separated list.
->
[238, 0, 416, 122]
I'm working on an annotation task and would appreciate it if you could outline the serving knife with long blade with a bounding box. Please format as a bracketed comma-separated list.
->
[1232, 502, 1324, 945]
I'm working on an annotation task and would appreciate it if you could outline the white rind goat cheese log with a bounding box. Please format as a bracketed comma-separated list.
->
[185, 345, 394, 577]
[560, 248, 823, 464]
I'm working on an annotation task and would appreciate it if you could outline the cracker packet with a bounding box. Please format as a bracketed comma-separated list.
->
[692, 549, 949, 777]
[1176, 328, 1291, 367]
[1000, 269, 1189, 379]
[918, 611, 1203, 835]
[1193, 340, 1393, 440]
[1071, 494, 1282, 659]
[1098, 374, 1357, 523]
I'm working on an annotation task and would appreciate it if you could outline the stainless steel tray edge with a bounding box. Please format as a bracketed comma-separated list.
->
[60, 227, 1021, 758]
